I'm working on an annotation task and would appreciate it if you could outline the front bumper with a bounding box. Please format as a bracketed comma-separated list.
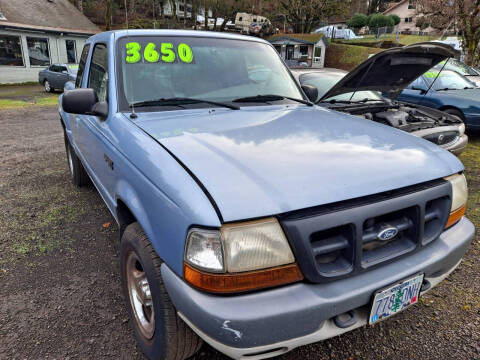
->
[162, 217, 474, 359]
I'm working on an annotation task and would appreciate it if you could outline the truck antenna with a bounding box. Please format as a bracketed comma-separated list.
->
[124, 0, 137, 119]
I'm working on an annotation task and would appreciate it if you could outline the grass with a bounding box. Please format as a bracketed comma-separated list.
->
[325, 43, 383, 71]
[338, 34, 439, 46]
[0, 83, 59, 109]
[0, 97, 58, 109]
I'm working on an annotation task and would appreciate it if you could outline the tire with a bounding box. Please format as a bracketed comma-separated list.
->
[44, 80, 53, 93]
[64, 132, 90, 187]
[443, 108, 465, 123]
[120, 222, 202, 360]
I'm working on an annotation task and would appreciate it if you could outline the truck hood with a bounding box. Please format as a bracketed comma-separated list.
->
[133, 105, 463, 222]
[320, 42, 456, 101]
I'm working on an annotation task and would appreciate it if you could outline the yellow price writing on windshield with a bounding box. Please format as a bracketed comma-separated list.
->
[125, 42, 194, 64]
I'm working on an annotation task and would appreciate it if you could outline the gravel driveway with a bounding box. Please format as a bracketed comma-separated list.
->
[0, 105, 479, 360]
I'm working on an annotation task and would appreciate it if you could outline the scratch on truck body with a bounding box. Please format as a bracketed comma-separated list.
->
[221, 320, 243, 339]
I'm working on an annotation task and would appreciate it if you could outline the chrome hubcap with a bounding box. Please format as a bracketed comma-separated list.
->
[126, 251, 155, 339]
[45, 81, 50, 92]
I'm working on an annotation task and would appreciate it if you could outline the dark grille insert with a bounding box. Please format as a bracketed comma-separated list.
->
[423, 197, 450, 245]
[310, 224, 354, 276]
[423, 131, 459, 146]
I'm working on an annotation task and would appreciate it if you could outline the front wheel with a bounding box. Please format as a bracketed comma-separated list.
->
[44, 80, 53, 93]
[120, 223, 202, 360]
[64, 132, 89, 187]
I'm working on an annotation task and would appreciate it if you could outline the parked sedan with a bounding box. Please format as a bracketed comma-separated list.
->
[38, 64, 78, 92]
[398, 69, 480, 130]
[291, 44, 468, 155]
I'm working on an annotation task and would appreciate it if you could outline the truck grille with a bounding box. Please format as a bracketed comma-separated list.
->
[279, 180, 451, 283]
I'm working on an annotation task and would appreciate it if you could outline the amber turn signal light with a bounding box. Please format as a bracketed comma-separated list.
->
[184, 262, 304, 294]
[445, 204, 466, 229]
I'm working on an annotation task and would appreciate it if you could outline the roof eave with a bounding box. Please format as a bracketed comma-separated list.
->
[0, 21, 99, 36]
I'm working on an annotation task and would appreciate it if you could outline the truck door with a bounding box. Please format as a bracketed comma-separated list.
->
[72, 43, 115, 206]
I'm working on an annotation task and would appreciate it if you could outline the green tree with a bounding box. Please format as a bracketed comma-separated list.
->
[347, 13, 368, 30]
[388, 14, 400, 26]
[368, 13, 394, 29]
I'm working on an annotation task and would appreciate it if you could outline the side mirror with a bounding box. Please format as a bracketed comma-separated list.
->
[301, 84, 319, 103]
[62, 88, 108, 118]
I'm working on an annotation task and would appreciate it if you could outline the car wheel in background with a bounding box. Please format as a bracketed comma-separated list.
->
[64, 132, 90, 187]
[120, 222, 202, 360]
[44, 80, 53, 93]
[443, 108, 465, 123]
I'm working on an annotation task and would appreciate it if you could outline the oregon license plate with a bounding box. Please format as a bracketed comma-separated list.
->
[369, 273, 424, 325]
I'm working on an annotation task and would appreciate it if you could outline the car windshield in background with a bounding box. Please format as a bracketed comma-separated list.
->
[116, 36, 303, 110]
[424, 70, 476, 91]
[435, 59, 480, 76]
[299, 73, 383, 103]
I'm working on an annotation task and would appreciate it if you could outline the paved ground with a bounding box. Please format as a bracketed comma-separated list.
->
[0, 104, 479, 360]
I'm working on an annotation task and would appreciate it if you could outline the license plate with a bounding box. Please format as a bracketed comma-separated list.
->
[369, 273, 424, 325]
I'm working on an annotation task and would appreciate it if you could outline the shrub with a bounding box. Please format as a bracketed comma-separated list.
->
[347, 13, 369, 29]
[368, 14, 394, 29]
[389, 14, 401, 26]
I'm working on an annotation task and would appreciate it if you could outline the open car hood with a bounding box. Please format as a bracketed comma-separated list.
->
[319, 42, 456, 101]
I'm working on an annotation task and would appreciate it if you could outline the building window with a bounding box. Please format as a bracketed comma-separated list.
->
[0, 35, 24, 66]
[26, 37, 50, 66]
[274, 45, 281, 54]
[405, 17, 413, 23]
[0, 10, 6, 20]
[408, 0, 417, 9]
[300, 45, 308, 56]
[65, 40, 76, 63]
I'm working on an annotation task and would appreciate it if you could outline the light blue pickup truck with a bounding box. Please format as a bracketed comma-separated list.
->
[59, 30, 474, 360]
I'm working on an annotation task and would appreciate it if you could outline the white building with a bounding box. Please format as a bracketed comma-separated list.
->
[268, 34, 327, 68]
[0, 0, 99, 84]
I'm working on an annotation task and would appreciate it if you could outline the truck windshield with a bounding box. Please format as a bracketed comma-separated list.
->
[116, 36, 303, 111]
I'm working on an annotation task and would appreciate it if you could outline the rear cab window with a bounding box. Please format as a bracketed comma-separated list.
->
[88, 43, 109, 103]
[75, 44, 90, 88]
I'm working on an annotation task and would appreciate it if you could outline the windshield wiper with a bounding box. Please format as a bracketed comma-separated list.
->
[436, 88, 459, 91]
[232, 94, 313, 106]
[130, 97, 240, 110]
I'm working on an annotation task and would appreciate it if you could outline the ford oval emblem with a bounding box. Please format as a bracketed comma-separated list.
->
[377, 227, 398, 241]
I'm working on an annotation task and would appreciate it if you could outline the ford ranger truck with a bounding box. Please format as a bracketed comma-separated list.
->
[59, 30, 474, 360]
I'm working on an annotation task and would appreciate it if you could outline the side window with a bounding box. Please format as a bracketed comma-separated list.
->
[48, 65, 56, 72]
[59, 66, 68, 73]
[75, 44, 90, 88]
[88, 43, 109, 103]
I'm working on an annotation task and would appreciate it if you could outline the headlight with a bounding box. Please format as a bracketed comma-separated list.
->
[221, 218, 295, 272]
[184, 218, 303, 293]
[444, 173, 468, 228]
